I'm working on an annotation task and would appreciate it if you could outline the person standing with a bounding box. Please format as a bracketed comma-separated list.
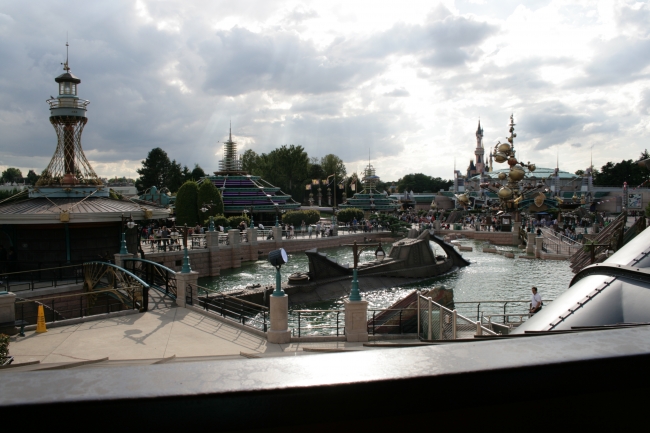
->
[316, 222, 321, 237]
[530, 287, 542, 315]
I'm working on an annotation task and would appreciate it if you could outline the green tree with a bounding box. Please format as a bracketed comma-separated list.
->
[266, 145, 310, 201]
[197, 181, 224, 222]
[166, 160, 184, 193]
[594, 160, 648, 187]
[175, 181, 200, 226]
[575, 169, 585, 176]
[136, 148, 171, 192]
[241, 149, 261, 175]
[26, 169, 40, 185]
[320, 154, 347, 181]
[191, 164, 206, 180]
[1, 167, 22, 184]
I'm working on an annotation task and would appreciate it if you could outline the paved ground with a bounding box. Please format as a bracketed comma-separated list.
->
[7, 300, 410, 365]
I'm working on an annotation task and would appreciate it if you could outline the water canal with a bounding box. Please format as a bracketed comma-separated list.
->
[198, 238, 575, 321]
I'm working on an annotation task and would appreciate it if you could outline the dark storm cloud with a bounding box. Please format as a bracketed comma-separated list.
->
[200, 27, 382, 96]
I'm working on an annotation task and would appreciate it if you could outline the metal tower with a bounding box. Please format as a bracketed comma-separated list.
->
[37, 43, 100, 187]
[216, 124, 244, 174]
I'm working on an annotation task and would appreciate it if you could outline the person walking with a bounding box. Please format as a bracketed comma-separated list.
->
[530, 287, 543, 315]
[316, 222, 321, 237]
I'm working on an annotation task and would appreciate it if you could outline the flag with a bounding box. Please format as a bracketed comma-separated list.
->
[312, 179, 320, 185]
[305, 184, 311, 190]
[351, 183, 356, 191]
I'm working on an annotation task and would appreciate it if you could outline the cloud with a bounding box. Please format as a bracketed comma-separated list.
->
[384, 88, 410, 97]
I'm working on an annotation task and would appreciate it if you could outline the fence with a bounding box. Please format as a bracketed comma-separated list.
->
[417, 294, 496, 340]
[367, 308, 417, 335]
[290, 309, 345, 337]
[122, 259, 177, 299]
[14, 287, 140, 325]
[187, 283, 269, 332]
[453, 300, 552, 324]
[0, 263, 85, 292]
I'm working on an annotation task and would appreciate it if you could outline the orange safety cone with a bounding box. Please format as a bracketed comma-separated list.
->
[36, 305, 47, 333]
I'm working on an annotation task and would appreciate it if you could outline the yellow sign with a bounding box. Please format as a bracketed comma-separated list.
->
[36, 305, 47, 333]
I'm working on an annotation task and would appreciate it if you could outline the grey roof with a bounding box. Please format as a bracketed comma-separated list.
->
[470, 167, 579, 181]
[0, 197, 169, 224]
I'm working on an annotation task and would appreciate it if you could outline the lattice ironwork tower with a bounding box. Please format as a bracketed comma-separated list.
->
[37, 45, 100, 187]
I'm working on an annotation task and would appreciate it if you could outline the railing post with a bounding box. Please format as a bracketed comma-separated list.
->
[452, 310, 457, 339]
[52, 299, 55, 322]
[79, 295, 83, 318]
[336, 311, 340, 337]
[399, 310, 404, 334]
[372, 311, 376, 335]
[504, 302, 508, 324]
[428, 297, 433, 340]
[417, 295, 420, 338]
[298, 311, 301, 338]
[475, 321, 482, 336]
[476, 303, 480, 322]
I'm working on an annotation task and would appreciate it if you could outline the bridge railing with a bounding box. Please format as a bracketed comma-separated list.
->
[15, 287, 140, 325]
[0, 263, 85, 292]
[290, 309, 345, 337]
[187, 283, 269, 332]
[367, 308, 417, 335]
[453, 300, 553, 323]
[122, 258, 177, 299]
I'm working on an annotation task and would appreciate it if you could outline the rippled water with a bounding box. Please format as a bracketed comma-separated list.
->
[198, 238, 574, 317]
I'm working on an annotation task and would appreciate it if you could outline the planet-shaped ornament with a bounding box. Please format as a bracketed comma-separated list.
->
[498, 187, 513, 199]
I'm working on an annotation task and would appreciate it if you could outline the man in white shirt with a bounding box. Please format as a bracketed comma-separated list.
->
[530, 286, 542, 314]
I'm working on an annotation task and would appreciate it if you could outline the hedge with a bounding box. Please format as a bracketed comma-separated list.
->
[336, 208, 364, 223]
[281, 210, 320, 226]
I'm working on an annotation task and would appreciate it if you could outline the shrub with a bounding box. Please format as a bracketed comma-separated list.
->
[337, 208, 364, 223]
[175, 181, 200, 226]
[227, 215, 250, 228]
[282, 210, 320, 226]
[204, 215, 229, 229]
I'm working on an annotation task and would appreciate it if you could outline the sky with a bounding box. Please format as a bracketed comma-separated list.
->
[0, 0, 649, 182]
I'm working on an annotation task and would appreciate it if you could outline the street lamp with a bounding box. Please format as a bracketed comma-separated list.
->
[268, 248, 288, 296]
[120, 213, 135, 254]
[343, 241, 384, 301]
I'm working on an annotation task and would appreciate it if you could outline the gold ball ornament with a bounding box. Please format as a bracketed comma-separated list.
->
[497, 143, 511, 153]
[498, 172, 507, 180]
[498, 187, 513, 199]
[494, 152, 507, 163]
[509, 165, 526, 181]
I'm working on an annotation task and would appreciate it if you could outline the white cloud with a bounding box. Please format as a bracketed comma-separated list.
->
[0, 0, 648, 183]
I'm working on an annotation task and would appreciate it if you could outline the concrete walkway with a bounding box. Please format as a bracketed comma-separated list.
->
[7, 303, 408, 365]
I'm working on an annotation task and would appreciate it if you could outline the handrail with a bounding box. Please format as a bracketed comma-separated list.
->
[84, 261, 150, 289]
[122, 258, 177, 275]
[0, 263, 83, 277]
[192, 283, 269, 310]
[454, 300, 553, 304]
[15, 287, 140, 304]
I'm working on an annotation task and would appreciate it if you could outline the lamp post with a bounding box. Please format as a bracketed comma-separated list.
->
[268, 248, 288, 296]
[120, 213, 135, 254]
[343, 241, 385, 301]
[208, 216, 215, 232]
[180, 224, 192, 273]
[249, 206, 254, 229]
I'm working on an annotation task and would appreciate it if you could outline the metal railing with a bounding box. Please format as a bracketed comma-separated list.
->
[453, 300, 553, 323]
[418, 294, 496, 340]
[15, 287, 140, 325]
[187, 283, 269, 332]
[47, 98, 90, 109]
[0, 263, 85, 292]
[290, 309, 345, 337]
[541, 240, 581, 256]
[367, 308, 417, 335]
[122, 259, 177, 299]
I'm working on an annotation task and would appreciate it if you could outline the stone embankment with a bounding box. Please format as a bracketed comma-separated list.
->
[139, 229, 394, 277]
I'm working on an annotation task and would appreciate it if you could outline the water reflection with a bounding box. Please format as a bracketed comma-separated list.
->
[199, 239, 573, 315]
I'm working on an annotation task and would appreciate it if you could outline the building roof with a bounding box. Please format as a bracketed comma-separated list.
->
[0, 197, 169, 224]
[470, 167, 579, 181]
